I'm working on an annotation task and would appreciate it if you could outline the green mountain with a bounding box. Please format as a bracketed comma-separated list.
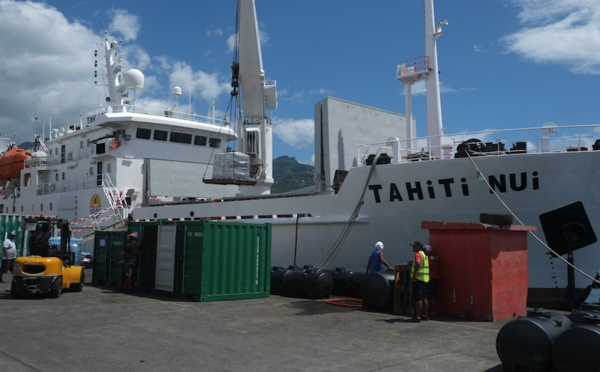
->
[272, 156, 314, 194]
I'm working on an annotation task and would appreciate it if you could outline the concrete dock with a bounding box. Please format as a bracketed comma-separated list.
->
[0, 272, 506, 372]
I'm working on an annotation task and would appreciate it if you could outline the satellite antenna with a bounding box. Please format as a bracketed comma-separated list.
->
[123, 69, 144, 112]
[173, 86, 182, 110]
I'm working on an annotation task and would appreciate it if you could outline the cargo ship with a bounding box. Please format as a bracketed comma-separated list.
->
[2, 0, 599, 308]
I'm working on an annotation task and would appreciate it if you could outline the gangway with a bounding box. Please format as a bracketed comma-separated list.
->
[70, 175, 126, 236]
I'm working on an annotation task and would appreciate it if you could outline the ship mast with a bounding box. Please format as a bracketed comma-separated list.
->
[103, 38, 126, 113]
[397, 0, 446, 157]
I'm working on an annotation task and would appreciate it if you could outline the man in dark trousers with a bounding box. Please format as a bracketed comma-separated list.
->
[115, 233, 140, 292]
[409, 240, 430, 322]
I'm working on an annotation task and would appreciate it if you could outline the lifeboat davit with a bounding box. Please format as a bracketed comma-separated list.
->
[0, 148, 33, 182]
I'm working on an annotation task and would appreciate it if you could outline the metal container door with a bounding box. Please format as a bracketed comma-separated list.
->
[155, 224, 177, 292]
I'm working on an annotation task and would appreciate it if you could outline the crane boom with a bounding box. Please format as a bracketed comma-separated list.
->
[238, 0, 265, 122]
[236, 0, 277, 195]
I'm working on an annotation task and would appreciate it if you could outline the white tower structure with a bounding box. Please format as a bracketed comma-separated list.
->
[397, 0, 446, 157]
[237, 0, 278, 195]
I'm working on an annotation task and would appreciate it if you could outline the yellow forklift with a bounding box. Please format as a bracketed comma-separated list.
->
[11, 219, 84, 298]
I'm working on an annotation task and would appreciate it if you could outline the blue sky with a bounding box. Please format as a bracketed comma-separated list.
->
[0, 0, 599, 165]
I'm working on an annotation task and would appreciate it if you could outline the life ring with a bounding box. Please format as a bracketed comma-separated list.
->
[109, 139, 121, 150]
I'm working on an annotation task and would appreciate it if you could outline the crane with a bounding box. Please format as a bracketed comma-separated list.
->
[233, 0, 278, 196]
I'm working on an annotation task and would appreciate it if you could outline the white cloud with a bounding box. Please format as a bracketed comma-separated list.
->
[474, 44, 487, 53]
[0, 1, 98, 144]
[503, 0, 600, 74]
[108, 9, 140, 42]
[273, 118, 314, 149]
[206, 28, 224, 38]
[309, 88, 333, 97]
[0, 2, 232, 146]
[227, 33, 236, 52]
[124, 45, 152, 71]
[227, 28, 268, 53]
[169, 62, 230, 102]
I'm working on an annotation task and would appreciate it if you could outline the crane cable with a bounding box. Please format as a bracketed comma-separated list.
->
[202, 5, 243, 181]
[313, 154, 379, 269]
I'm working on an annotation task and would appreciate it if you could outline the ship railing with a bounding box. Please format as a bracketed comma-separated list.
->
[358, 124, 600, 165]
[40, 147, 94, 167]
[91, 104, 226, 126]
[37, 177, 102, 195]
[357, 144, 395, 165]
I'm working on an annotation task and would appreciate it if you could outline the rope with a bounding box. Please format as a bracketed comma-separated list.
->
[465, 152, 600, 285]
[202, 96, 239, 181]
[313, 154, 379, 269]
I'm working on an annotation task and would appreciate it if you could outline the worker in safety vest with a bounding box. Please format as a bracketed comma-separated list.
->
[424, 244, 440, 315]
[409, 240, 430, 322]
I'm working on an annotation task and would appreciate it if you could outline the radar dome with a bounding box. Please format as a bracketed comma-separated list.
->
[173, 86, 182, 97]
[123, 69, 145, 90]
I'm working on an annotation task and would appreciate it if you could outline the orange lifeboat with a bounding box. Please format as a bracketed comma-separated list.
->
[0, 148, 33, 182]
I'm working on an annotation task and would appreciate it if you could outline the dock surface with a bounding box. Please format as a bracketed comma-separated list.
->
[0, 273, 505, 371]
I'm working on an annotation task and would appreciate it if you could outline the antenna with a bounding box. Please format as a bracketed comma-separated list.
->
[173, 86, 182, 110]
[396, 0, 446, 158]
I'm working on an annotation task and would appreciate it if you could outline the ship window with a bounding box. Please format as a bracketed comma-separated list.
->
[61, 144, 66, 163]
[55, 174, 58, 181]
[209, 138, 221, 148]
[97, 162, 103, 186]
[49, 202, 53, 211]
[136, 128, 151, 139]
[96, 143, 105, 154]
[40, 204, 43, 212]
[89, 167, 94, 175]
[154, 130, 168, 141]
[62, 172, 65, 180]
[246, 131, 258, 154]
[107, 163, 111, 173]
[194, 135, 207, 146]
[170, 132, 192, 144]
[80, 141, 84, 149]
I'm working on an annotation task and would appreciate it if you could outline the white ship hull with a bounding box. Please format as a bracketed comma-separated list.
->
[133, 150, 600, 298]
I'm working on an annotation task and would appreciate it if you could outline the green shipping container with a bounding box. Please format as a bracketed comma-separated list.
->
[179, 220, 271, 302]
[0, 214, 34, 257]
[132, 220, 271, 301]
[128, 220, 173, 291]
[93, 231, 127, 286]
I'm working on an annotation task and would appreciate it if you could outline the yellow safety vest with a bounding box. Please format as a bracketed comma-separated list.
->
[411, 250, 430, 283]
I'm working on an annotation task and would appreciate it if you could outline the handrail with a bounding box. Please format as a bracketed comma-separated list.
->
[358, 123, 600, 165]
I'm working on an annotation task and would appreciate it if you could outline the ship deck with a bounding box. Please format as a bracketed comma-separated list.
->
[0, 272, 507, 371]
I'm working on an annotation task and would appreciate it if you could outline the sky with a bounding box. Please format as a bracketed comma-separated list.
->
[0, 0, 599, 165]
